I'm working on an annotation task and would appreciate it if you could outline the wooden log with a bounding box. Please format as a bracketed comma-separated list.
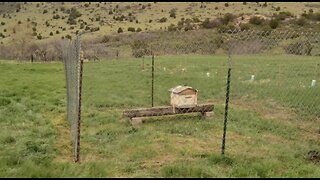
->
[123, 103, 214, 118]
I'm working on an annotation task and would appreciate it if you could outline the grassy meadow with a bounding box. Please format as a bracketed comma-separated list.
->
[0, 55, 319, 177]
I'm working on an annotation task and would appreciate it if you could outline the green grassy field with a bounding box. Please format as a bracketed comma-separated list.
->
[0, 55, 319, 177]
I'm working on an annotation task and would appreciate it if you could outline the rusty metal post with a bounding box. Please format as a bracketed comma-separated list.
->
[151, 53, 154, 107]
[221, 49, 232, 155]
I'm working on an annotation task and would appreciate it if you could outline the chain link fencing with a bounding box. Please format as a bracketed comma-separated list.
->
[62, 34, 83, 163]
[63, 29, 319, 161]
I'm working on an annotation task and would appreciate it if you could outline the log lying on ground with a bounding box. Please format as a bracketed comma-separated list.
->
[123, 103, 214, 119]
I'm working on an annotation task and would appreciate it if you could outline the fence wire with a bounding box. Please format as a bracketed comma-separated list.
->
[65, 29, 319, 160]
[62, 34, 82, 163]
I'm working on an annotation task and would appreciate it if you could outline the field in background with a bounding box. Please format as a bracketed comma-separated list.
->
[0, 2, 320, 45]
[0, 55, 319, 177]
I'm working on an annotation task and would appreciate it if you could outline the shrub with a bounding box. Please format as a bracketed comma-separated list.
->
[192, 17, 201, 23]
[274, 11, 293, 21]
[136, 27, 142, 32]
[225, 3, 229, 7]
[269, 19, 279, 29]
[53, 14, 60, 19]
[221, 13, 236, 25]
[249, 16, 265, 25]
[1, 22, 5, 25]
[56, 30, 59, 34]
[284, 41, 313, 55]
[37, 34, 42, 40]
[65, 34, 72, 40]
[302, 12, 320, 21]
[169, 9, 176, 18]
[43, 9, 48, 14]
[295, 17, 308, 26]
[127, 27, 135, 32]
[67, 8, 82, 25]
[159, 17, 167, 23]
[275, 6, 280, 11]
[201, 18, 222, 29]
[239, 23, 250, 30]
[18, 20, 21, 24]
[131, 40, 150, 58]
[168, 24, 177, 31]
[49, 32, 53, 36]
[117, 27, 123, 33]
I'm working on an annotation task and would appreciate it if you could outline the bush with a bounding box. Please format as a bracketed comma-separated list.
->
[90, 27, 100, 32]
[274, 11, 293, 21]
[169, 9, 176, 18]
[1, 22, 5, 25]
[285, 41, 313, 55]
[18, 21, 21, 24]
[295, 17, 308, 26]
[269, 19, 279, 29]
[225, 3, 229, 7]
[127, 27, 135, 32]
[168, 24, 177, 31]
[53, 14, 60, 19]
[117, 27, 123, 33]
[56, 30, 59, 34]
[302, 12, 320, 21]
[221, 13, 236, 25]
[239, 23, 250, 30]
[49, 32, 53, 36]
[67, 8, 82, 25]
[65, 34, 72, 40]
[249, 16, 265, 25]
[136, 27, 142, 32]
[131, 40, 150, 58]
[43, 9, 48, 14]
[159, 17, 167, 23]
[37, 34, 42, 40]
[201, 18, 222, 29]
[275, 7, 280, 11]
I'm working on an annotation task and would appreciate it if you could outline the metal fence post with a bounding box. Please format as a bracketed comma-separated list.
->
[221, 49, 232, 155]
[151, 53, 154, 107]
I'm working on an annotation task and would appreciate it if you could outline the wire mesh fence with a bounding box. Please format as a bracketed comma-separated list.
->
[62, 34, 83, 163]
[63, 29, 319, 161]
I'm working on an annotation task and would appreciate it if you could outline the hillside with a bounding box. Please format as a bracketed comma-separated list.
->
[0, 2, 319, 45]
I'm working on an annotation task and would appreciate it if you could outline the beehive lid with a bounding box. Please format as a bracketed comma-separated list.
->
[169, 85, 198, 94]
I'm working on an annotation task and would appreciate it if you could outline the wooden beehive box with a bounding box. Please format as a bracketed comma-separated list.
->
[169, 85, 198, 108]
